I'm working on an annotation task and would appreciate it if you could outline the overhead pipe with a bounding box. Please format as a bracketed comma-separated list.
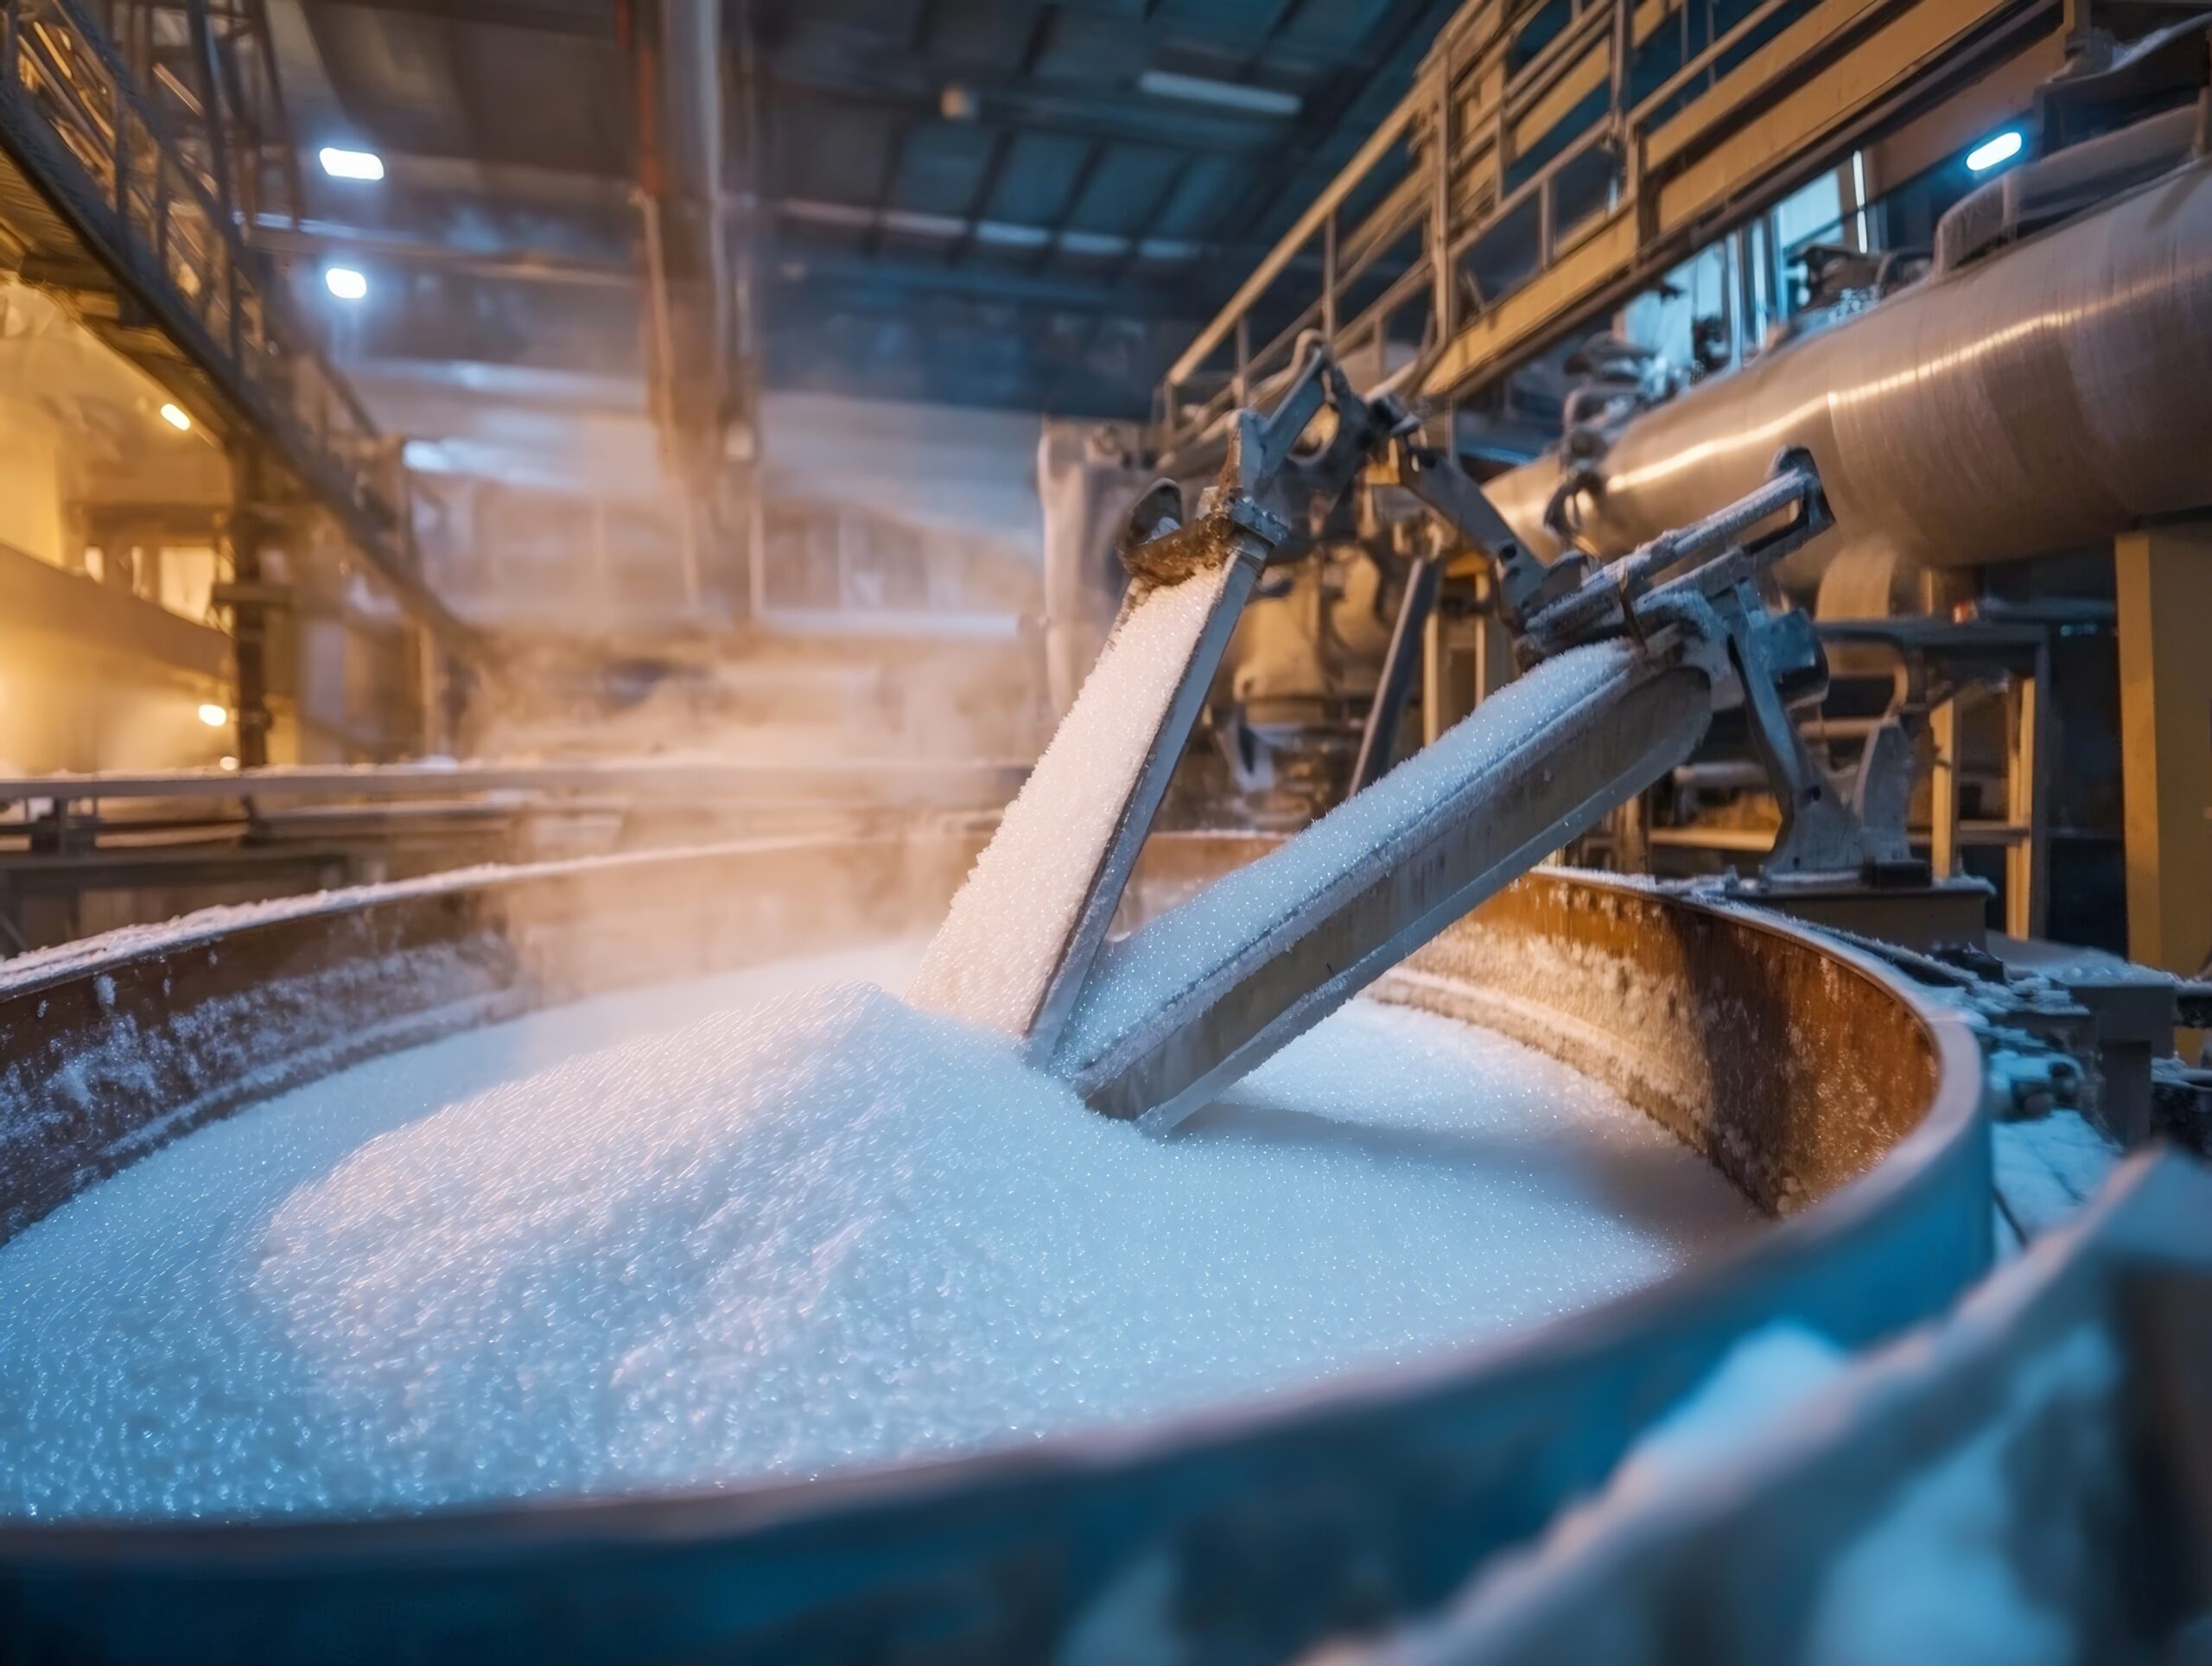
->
[1481, 122, 2212, 576]
[622, 0, 731, 580]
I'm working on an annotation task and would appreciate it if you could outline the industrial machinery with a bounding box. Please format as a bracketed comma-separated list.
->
[1, 0, 2209, 1658]
[3, 346, 2202, 1655]
[931, 342, 1821, 1122]
[1052, 23, 2212, 1002]
[946, 340, 2212, 1148]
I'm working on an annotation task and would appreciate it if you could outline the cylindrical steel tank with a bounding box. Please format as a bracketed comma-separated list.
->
[1484, 151, 2212, 572]
[0, 836, 1990, 1663]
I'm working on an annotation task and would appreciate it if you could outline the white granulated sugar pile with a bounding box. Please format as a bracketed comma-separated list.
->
[908, 563, 1231, 1036]
[0, 940, 1757, 1523]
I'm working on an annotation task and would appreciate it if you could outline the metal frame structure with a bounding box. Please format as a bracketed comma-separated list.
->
[94, 0, 303, 232]
[0, 0, 472, 646]
[1158, 0, 2059, 455]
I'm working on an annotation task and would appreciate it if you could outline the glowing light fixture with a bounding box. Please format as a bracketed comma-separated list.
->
[325, 265, 369, 301]
[1966, 130, 2024, 173]
[198, 702, 229, 728]
[1136, 69, 1300, 116]
[158, 402, 192, 431]
[319, 145, 385, 181]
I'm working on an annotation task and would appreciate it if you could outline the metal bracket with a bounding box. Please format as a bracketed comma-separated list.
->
[916, 342, 1396, 1055]
[1046, 454, 1842, 1130]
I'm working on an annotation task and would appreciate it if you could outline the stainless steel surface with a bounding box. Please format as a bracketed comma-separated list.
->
[1483, 152, 2212, 573]
[1048, 457, 1844, 1128]
[1064, 652, 1716, 1133]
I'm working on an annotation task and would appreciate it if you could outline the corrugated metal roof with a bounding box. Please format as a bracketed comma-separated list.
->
[290, 0, 1459, 411]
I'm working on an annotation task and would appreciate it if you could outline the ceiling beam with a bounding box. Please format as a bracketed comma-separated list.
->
[309, 0, 1304, 159]
[250, 207, 1205, 328]
[250, 213, 636, 283]
[767, 243, 1198, 317]
[313, 0, 613, 38]
[767, 55, 1293, 159]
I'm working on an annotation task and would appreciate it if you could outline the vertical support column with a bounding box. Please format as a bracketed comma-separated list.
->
[1421, 577, 1515, 747]
[2005, 646, 2051, 940]
[1352, 553, 1441, 792]
[1476, 607, 1511, 706]
[1421, 601, 1447, 747]
[226, 444, 271, 768]
[747, 485, 768, 624]
[591, 497, 613, 600]
[2115, 523, 2212, 983]
[1929, 696, 1960, 882]
[1320, 212, 1338, 345]
[1608, 0, 1630, 124]
[1428, 47, 1458, 451]
[1430, 48, 1456, 344]
[415, 624, 442, 759]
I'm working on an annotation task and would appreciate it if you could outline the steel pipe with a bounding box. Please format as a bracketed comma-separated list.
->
[1483, 149, 2212, 574]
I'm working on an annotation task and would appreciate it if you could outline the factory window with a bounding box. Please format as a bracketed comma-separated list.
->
[155, 544, 219, 624]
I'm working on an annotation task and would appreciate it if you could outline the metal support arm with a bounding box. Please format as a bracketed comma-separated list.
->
[1040, 451, 1840, 1129]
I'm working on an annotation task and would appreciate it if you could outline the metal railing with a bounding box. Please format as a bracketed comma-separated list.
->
[0, 0, 469, 644]
[1158, 0, 2049, 460]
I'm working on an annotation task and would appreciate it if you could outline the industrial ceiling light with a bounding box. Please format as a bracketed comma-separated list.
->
[1136, 69, 1300, 117]
[319, 145, 385, 181]
[158, 402, 192, 432]
[197, 703, 228, 728]
[325, 265, 369, 301]
[1966, 129, 2024, 172]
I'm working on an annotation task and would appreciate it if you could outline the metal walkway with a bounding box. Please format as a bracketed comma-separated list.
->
[1158, 0, 2060, 457]
[0, 0, 470, 646]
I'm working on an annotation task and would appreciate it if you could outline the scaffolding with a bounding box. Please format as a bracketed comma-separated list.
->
[1158, 0, 2061, 459]
[0, 0, 470, 648]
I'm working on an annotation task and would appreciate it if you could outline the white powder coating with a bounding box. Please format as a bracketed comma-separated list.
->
[0, 941, 1757, 1522]
[908, 563, 1234, 1037]
[1805, 1326, 2117, 1666]
[1993, 1110, 2119, 1243]
[0, 840, 814, 996]
[1058, 639, 1640, 1071]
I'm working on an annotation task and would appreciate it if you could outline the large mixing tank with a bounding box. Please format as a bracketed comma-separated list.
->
[0, 836, 1990, 1663]
[1484, 144, 2212, 572]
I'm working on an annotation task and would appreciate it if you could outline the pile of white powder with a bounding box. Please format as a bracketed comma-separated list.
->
[909, 563, 1233, 1036]
[0, 942, 1758, 1522]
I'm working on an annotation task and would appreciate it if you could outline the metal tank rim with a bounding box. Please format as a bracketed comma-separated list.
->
[0, 835, 1992, 1660]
